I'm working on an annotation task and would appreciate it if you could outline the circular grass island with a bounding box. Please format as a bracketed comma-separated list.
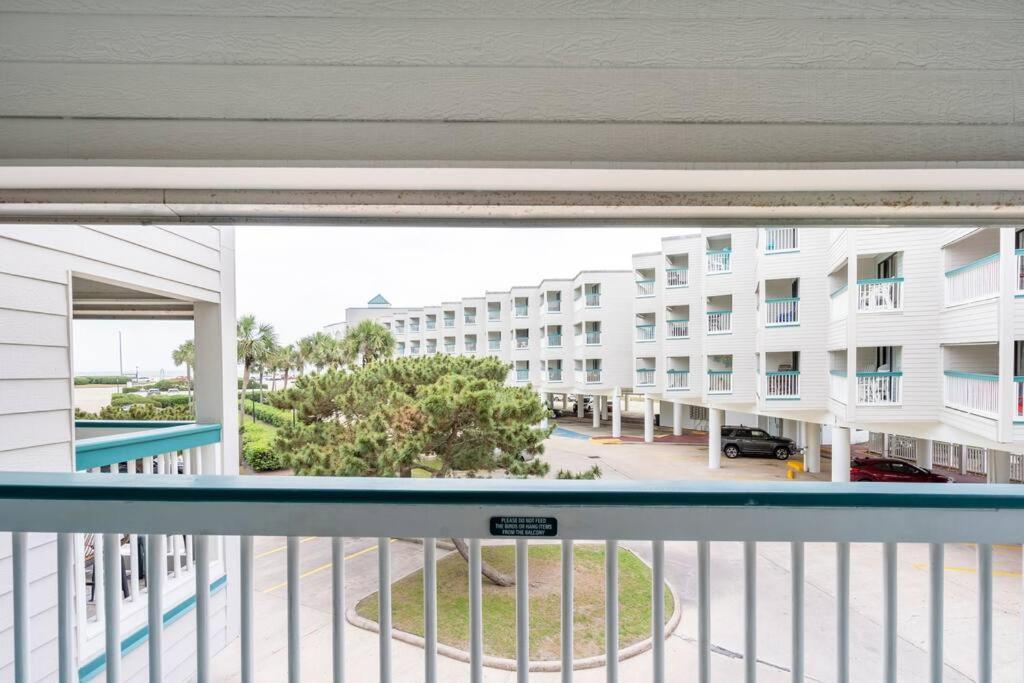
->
[354, 543, 675, 669]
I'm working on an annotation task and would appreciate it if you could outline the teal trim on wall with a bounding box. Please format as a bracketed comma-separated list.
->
[830, 285, 849, 297]
[857, 277, 904, 284]
[766, 371, 800, 376]
[856, 371, 903, 378]
[944, 253, 999, 277]
[75, 423, 221, 471]
[943, 370, 998, 381]
[75, 420, 192, 430]
[764, 297, 799, 303]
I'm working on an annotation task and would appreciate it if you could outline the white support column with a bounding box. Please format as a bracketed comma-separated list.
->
[539, 390, 549, 430]
[915, 438, 933, 470]
[988, 451, 1011, 484]
[709, 408, 723, 469]
[805, 423, 821, 474]
[672, 402, 683, 436]
[577, 394, 585, 420]
[612, 387, 622, 438]
[643, 397, 654, 443]
[591, 396, 600, 428]
[832, 426, 851, 482]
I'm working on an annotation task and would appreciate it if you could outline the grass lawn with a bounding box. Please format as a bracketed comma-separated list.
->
[356, 543, 672, 660]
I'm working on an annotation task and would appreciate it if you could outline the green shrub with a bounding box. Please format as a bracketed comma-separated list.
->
[242, 421, 282, 471]
[74, 375, 133, 385]
[76, 403, 193, 421]
[237, 378, 267, 390]
[239, 401, 294, 428]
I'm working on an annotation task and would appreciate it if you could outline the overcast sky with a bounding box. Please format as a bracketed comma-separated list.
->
[73, 226, 691, 375]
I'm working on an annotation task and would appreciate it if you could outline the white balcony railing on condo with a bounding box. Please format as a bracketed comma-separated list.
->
[765, 371, 800, 399]
[706, 249, 731, 274]
[665, 267, 688, 287]
[666, 319, 689, 339]
[1017, 249, 1024, 293]
[443, 318, 455, 329]
[707, 311, 732, 334]
[514, 306, 528, 318]
[830, 285, 848, 320]
[764, 227, 798, 253]
[707, 370, 733, 394]
[410, 345, 420, 355]
[488, 339, 501, 351]
[586, 330, 601, 345]
[546, 333, 562, 348]
[829, 370, 848, 403]
[444, 343, 455, 354]
[515, 368, 529, 382]
[547, 367, 562, 382]
[857, 277, 903, 312]
[586, 292, 600, 307]
[6, 476, 1021, 683]
[635, 324, 655, 342]
[945, 254, 999, 306]
[764, 298, 799, 326]
[635, 368, 655, 386]
[395, 326, 405, 336]
[943, 371, 999, 418]
[636, 279, 655, 297]
[666, 369, 689, 390]
[426, 320, 436, 331]
[464, 341, 476, 352]
[586, 369, 602, 383]
[515, 337, 529, 350]
[857, 372, 902, 405]
[545, 299, 561, 314]
[488, 310, 501, 322]
[410, 323, 420, 333]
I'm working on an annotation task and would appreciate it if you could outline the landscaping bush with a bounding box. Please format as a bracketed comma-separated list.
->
[237, 378, 267, 390]
[74, 375, 133, 385]
[77, 403, 193, 421]
[241, 421, 282, 471]
[240, 401, 294, 428]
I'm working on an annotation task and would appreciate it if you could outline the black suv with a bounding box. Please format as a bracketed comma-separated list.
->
[721, 426, 800, 460]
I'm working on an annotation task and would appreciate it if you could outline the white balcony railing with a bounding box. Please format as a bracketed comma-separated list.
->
[515, 368, 529, 382]
[514, 306, 528, 318]
[706, 249, 731, 274]
[586, 331, 601, 345]
[765, 371, 800, 399]
[547, 367, 563, 382]
[443, 319, 455, 329]
[635, 368, 655, 386]
[1017, 249, 1024, 293]
[665, 267, 688, 287]
[546, 333, 562, 348]
[586, 293, 601, 307]
[488, 339, 501, 351]
[666, 319, 689, 339]
[945, 253, 999, 306]
[488, 310, 501, 322]
[635, 324, 655, 342]
[1017, 377, 1024, 420]
[829, 370, 848, 404]
[764, 227, 798, 253]
[666, 369, 689, 390]
[857, 277, 903, 312]
[545, 299, 561, 314]
[464, 343, 476, 353]
[830, 285, 848, 320]
[6, 476, 1022, 683]
[707, 370, 733, 394]
[426, 320, 436, 331]
[764, 298, 799, 326]
[707, 311, 732, 334]
[857, 372, 902, 405]
[636, 280, 655, 297]
[464, 316, 476, 325]
[943, 371, 999, 418]
[586, 369, 602, 383]
[444, 343, 455, 354]
[410, 346, 420, 355]
[410, 324, 420, 333]
[515, 337, 529, 350]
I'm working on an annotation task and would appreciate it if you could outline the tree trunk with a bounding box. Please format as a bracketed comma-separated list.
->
[283, 368, 290, 391]
[186, 364, 193, 415]
[450, 537, 515, 587]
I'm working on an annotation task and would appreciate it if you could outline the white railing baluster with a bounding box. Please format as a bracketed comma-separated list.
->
[743, 541, 756, 683]
[516, 539, 529, 683]
[58, 532, 73, 683]
[334, 537, 347, 683]
[240, 536, 254, 683]
[469, 538, 484, 683]
[928, 544, 943, 683]
[378, 537, 392, 683]
[697, 540, 710, 683]
[423, 538, 436, 683]
[288, 536, 301, 683]
[562, 539, 574, 683]
[129, 534, 140, 599]
[184, 451, 194, 572]
[791, 542, 804, 682]
[103, 532, 122, 682]
[978, 544, 992, 683]
[606, 539, 619, 683]
[13, 532, 30, 683]
[652, 540, 666, 683]
[196, 534, 211, 683]
[147, 534, 164, 682]
[836, 542, 850, 683]
[883, 543, 897, 683]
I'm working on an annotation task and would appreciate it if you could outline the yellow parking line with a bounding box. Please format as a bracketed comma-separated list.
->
[912, 562, 1022, 578]
[262, 539, 395, 593]
[254, 536, 316, 560]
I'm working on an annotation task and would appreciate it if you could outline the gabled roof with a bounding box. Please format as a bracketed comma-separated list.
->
[368, 294, 390, 306]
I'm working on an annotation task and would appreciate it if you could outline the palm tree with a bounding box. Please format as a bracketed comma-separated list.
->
[296, 334, 317, 376]
[285, 344, 302, 389]
[341, 320, 396, 366]
[309, 331, 342, 371]
[237, 314, 278, 423]
[268, 344, 293, 392]
[171, 339, 196, 410]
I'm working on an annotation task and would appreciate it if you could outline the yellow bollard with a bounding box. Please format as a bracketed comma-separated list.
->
[787, 461, 802, 480]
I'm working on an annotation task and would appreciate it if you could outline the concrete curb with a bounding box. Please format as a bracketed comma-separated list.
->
[346, 546, 682, 672]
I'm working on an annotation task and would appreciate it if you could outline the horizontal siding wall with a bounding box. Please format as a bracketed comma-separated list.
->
[1, 1, 1023, 163]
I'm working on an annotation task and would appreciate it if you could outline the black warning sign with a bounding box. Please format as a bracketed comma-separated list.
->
[489, 516, 558, 537]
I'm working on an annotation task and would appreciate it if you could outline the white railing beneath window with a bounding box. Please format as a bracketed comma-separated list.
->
[707, 370, 733, 394]
[464, 342, 476, 353]
[546, 333, 562, 348]
[857, 277, 903, 312]
[945, 253, 999, 306]
[635, 280, 655, 297]
[943, 371, 999, 418]
[635, 324, 655, 342]
[706, 249, 731, 274]
[707, 311, 732, 334]
[463, 315, 476, 325]
[666, 369, 689, 390]
[515, 368, 529, 382]
[586, 331, 601, 345]
[6, 476, 1023, 683]
[665, 267, 688, 287]
[1017, 377, 1024, 420]
[410, 324, 420, 333]
[488, 339, 501, 351]
[488, 310, 501, 322]
[765, 371, 800, 399]
[443, 344, 455, 354]
[545, 299, 561, 313]
[829, 285, 848, 320]
[1017, 249, 1024, 293]
[829, 370, 848, 403]
[887, 435, 917, 462]
[443, 318, 455, 329]
[857, 372, 902, 405]
[764, 227, 797, 253]
[395, 327, 405, 336]
[665, 319, 689, 339]
[515, 337, 529, 350]
[547, 367, 563, 382]
[764, 298, 799, 326]
[635, 368, 655, 386]
[426, 320, 436, 330]
[410, 346, 420, 355]
[586, 369, 602, 383]
[514, 306, 528, 318]
[586, 293, 600, 307]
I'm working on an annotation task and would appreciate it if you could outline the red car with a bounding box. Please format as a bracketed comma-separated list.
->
[850, 457, 951, 483]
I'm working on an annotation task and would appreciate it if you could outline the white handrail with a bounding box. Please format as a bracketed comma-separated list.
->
[635, 280, 655, 297]
[764, 299, 799, 326]
[857, 373, 902, 405]
[857, 278, 903, 312]
[764, 227, 797, 253]
[943, 372, 999, 418]
[707, 311, 732, 334]
[944, 254, 999, 306]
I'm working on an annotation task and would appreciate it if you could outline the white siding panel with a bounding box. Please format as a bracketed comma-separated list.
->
[85, 225, 221, 271]
[0, 442, 71, 471]
[0, 309, 68, 346]
[0, 344, 70, 379]
[0, 273, 67, 315]
[0, 410, 70, 452]
[939, 300, 999, 343]
[157, 226, 220, 250]
[0, 378, 69, 415]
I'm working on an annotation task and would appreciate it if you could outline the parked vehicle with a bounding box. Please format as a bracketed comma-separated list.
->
[850, 457, 951, 483]
[721, 425, 800, 460]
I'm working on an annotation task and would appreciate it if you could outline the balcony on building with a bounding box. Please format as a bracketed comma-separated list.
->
[410, 341, 421, 355]
[665, 253, 689, 288]
[443, 337, 456, 354]
[856, 346, 902, 405]
[545, 325, 563, 348]
[514, 329, 529, 350]
[707, 355, 734, 394]
[443, 310, 456, 329]
[635, 358, 656, 387]
[856, 252, 903, 312]
[665, 306, 689, 339]
[514, 361, 530, 383]
[425, 339, 437, 355]
[585, 359, 602, 384]
[396, 342, 406, 356]
[487, 302, 501, 322]
[425, 314, 437, 331]
[464, 334, 477, 353]
[585, 321, 602, 345]
[635, 313, 656, 342]
[543, 290, 562, 314]
[487, 332, 501, 353]
[463, 307, 477, 325]
[584, 283, 601, 307]
[764, 278, 800, 327]
[706, 295, 732, 335]
[764, 352, 800, 399]
[394, 320, 406, 335]
[706, 235, 732, 275]
[943, 229, 1000, 307]
[409, 317, 421, 333]
[942, 343, 998, 419]
[666, 357, 690, 391]
[513, 297, 529, 318]
[829, 350, 848, 403]
[763, 226, 798, 255]
[1016, 340, 1024, 421]
[829, 263, 849, 320]
[635, 268, 655, 297]
[546, 360, 564, 382]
